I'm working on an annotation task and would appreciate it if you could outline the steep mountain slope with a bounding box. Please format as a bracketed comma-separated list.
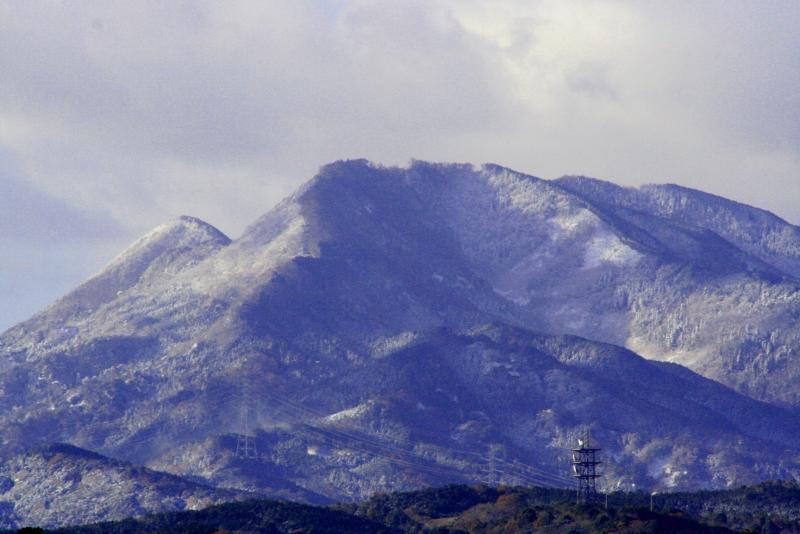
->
[552, 175, 800, 403]
[2, 160, 800, 524]
[0, 443, 242, 530]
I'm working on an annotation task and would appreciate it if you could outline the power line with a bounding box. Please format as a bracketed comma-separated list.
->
[235, 374, 258, 459]
[196, 379, 567, 488]
[104, 378, 573, 490]
[235, 383, 572, 488]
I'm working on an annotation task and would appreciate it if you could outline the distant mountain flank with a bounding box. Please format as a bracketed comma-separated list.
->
[2, 159, 800, 527]
[555, 176, 800, 278]
[0, 443, 244, 530]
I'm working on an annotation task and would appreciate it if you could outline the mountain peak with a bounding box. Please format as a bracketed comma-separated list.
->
[12, 215, 233, 331]
[95, 214, 229, 275]
[132, 215, 230, 248]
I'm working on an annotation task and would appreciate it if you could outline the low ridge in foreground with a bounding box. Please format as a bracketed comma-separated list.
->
[15, 482, 800, 533]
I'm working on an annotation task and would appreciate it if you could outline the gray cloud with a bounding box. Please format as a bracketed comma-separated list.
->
[0, 0, 798, 330]
[0, 149, 130, 331]
[0, 149, 125, 241]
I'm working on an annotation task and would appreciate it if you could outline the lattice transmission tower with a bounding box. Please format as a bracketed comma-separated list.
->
[572, 429, 601, 503]
[235, 372, 258, 460]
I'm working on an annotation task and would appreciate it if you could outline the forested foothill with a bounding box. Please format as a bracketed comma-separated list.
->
[8, 481, 800, 533]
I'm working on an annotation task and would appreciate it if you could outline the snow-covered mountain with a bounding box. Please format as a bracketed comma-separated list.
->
[2, 160, 800, 524]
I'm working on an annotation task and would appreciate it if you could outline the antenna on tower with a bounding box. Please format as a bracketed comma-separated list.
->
[572, 428, 601, 504]
[235, 370, 258, 460]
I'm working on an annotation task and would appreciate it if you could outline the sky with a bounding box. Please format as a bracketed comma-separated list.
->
[1, 0, 799, 331]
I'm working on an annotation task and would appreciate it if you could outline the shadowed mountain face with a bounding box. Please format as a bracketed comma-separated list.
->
[2, 160, 800, 521]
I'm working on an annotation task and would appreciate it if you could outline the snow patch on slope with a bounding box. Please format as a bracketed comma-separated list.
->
[582, 227, 642, 269]
[493, 288, 531, 306]
[324, 402, 373, 423]
[626, 334, 712, 370]
[549, 208, 597, 234]
[370, 332, 418, 358]
[485, 167, 568, 215]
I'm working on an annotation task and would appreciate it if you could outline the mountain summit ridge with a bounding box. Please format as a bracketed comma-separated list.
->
[4, 158, 800, 402]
